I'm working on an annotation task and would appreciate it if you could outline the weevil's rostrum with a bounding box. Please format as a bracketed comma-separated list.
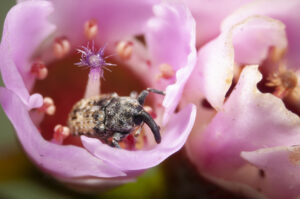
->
[67, 89, 165, 148]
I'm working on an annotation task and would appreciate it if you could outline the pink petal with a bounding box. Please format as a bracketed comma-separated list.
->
[187, 65, 300, 178]
[193, 16, 287, 109]
[222, 0, 300, 70]
[0, 1, 55, 108]
[0, 87, 125, 178]
[182, 0, 251, 47]
[146, 3, 195, 71]
[242, 146, 300, 199]
[145, 3, 197, 123]
[50, 0, 159, 46]
[81, 104, 196, 171]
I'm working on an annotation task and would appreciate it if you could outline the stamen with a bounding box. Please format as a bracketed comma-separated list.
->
[135, 132, 147, 150]
[38, 97, 56, 115]
[53, 37, 71, 59]
[269, 46, 286, 63]
[266, 65, 298, 99]
[116, 41, 133, 60]
[144, 106, 157, 119]
[121, 134, 136, 150]
[31, 61, 48, 80]
[53, 124, 70, 144]
[156, 63, 175, 80]
[84, 19, 98, 40]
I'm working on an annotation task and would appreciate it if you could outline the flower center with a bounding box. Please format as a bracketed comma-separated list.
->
[30, 32, 159, 149]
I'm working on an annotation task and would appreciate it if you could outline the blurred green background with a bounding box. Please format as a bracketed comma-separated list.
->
[0, 1, 244, 199]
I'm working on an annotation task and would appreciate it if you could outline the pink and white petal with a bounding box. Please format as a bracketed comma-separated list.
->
[193, 16, 287, 109]
[81, 104, 196, 171]
[0, 87, 125, 178]
[182, 0, 251, 47]
[0, 1, 55, 108]
[232, 16, 287, 65]
[187, 65, 300, 178]
[49, 0, 159, 46]
[145, 3, 197, 123]
[146, 3, 195, 71]
[222, 0, 300, 70]
[193, 30, 234, 110]
[242, 146, 300, 199]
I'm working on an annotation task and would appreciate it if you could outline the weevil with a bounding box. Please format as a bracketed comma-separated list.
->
[67, 88, 165, 148]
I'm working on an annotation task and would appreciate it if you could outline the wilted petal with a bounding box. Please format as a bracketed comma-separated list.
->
[0, 87, 125, 178]
[222, 0, 300, 70]
[242, 146, 300, 199]
[187, 65, 300, 178]
[193, 16, 287, 109]
[146, 3, 197, 123]
[0, 1, 54, 108]
[81, 104, 196, 171]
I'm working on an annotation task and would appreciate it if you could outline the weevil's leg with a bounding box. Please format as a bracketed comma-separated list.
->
[112, 132, 123, 148]
[146, 88, 165, 95]
[130, 91, 138, 98]
[137, 88, 165, 105]
[134, 122, 144, 137]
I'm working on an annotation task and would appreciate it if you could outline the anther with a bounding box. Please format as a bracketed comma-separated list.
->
[157, 63, 175, 80]
[53, 37, 71, 59]
[31, 61, 48, 80]
[53, 124, 70, 144]
[84, 19, 98, 40]
[144, 106, 157, 119]
[266, 66, 298, 99]
[116, 41, 133, 60]
[269, 47, 286, 63]
[38, 97, 56, 115]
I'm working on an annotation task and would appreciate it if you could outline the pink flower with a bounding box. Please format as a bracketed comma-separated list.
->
[0, 0, 196, 190]
[183, 0, 300, 199]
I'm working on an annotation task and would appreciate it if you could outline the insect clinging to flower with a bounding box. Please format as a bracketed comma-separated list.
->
[68, 88, 165, 148]
[70, 42, 165, 148]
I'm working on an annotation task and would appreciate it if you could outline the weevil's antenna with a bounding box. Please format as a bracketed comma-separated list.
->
[138, 110, 161, 144]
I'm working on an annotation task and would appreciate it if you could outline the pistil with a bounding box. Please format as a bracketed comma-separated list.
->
[76, 42, 115, 98]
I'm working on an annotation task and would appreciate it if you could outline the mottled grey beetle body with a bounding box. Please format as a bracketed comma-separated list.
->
[67, 88, 165, 148]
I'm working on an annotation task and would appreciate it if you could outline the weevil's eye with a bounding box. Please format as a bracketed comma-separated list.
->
[134, 115, 143, 125]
